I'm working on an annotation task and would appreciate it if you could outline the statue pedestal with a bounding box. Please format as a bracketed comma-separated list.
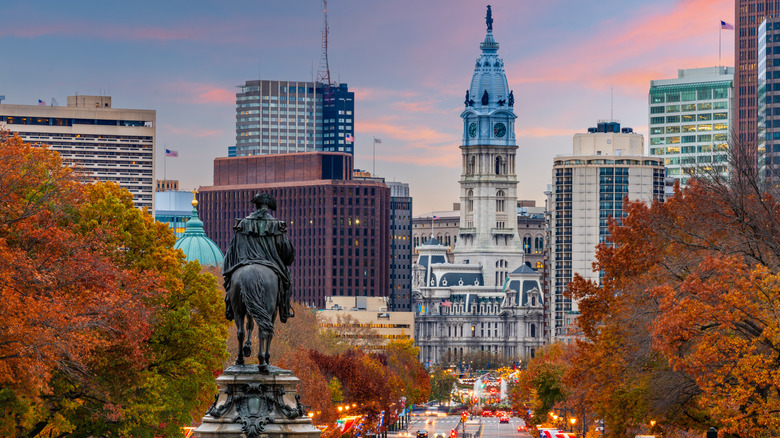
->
[195, 365, 322, 438]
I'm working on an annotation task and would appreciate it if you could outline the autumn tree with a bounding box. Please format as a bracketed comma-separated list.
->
[276, 348, 338, 426]
[383, 339, 430, 406]
[567, 141, 780, 437]
[0, 132, 228, 436]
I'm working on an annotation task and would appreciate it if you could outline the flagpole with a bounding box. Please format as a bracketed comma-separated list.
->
[164, 145, 167, 181]
[719, 25, 722, 68]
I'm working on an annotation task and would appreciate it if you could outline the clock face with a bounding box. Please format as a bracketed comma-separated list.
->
[494, 122, 506, 138]
[469, 122, 477, 138]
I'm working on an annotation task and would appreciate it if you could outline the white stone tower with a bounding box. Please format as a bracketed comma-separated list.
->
[453, 5, 524, 287]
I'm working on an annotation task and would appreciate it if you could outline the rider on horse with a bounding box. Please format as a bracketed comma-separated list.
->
[222, 193, 295, 323]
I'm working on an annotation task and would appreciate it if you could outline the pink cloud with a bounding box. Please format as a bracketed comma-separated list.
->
[198, 88, 235, 104]
[507, 0, 733, 93]
[162, 81, 235, 105]
[517, 127, 579, 139]
[162, 124, 222, 138]
[356, 118, 460, 167]
[0, 23, 199, 42]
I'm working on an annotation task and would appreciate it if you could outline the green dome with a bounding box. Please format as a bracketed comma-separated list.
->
[174, 200, 224, 267]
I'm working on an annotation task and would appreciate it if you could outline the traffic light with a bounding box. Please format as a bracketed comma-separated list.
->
[451, 430, 457, 438]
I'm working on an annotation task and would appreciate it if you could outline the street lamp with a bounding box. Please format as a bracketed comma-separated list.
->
[569, 417, 576, 432]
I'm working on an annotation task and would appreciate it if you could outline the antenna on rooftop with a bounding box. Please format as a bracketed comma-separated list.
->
[316, 0, 332, 86]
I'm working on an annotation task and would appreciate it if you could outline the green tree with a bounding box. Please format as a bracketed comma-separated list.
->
[329, 377, 344, 403]
[430, 369, 457, 404]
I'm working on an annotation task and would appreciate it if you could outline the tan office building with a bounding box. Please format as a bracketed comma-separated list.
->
[0, 96, 156, 210]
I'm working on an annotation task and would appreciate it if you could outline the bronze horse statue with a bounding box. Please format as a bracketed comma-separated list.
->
[222, 193, 295, 373]
[227, 263, 282, 371]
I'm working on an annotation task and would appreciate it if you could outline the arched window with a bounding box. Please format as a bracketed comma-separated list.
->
[496, 190, 505, 212]
[530, 324, 536, 338]
[495, 259, 508, 286]
[467, 189, 474, 212]
[468, 156, 476, 175]
[535, 236, 543, 254]
[523, 236, 531, 253]
[495, 156, 502, 175]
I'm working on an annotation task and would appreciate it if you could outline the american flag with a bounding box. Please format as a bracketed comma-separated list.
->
[345, 133, 354, 143]
[441, 299, 452, 307]
[165, 148, 179, 157]
[721, 20, 734, 30]
[38, 99, 45, 106]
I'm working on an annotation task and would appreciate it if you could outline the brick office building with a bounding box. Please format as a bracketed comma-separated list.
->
[198, 152, 390, 309]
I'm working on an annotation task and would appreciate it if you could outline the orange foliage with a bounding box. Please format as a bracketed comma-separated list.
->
[569, 177, 780, 436]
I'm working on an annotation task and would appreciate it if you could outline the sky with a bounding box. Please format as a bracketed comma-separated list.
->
[0, 0, 734, 215]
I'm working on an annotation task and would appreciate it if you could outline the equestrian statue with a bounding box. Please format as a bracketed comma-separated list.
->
[222, 193, 295, 373]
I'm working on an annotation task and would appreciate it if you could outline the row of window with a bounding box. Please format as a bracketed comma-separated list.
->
[651, 133, 728, 145]
[650, 102, 729, 114]
[650, 144, 728, 154]
[649, 88, 728, 104]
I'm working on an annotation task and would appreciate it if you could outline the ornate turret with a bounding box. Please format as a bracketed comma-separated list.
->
[462, 5, 516, 147]
[174, 193, 224, 267]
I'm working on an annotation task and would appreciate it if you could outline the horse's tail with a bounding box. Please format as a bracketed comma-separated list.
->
[238, 267, 274, 334]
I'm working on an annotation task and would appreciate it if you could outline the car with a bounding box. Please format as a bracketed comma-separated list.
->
[425, 418, 435, 425]
[481, 410, 493, 417]
[399, 432, 410, 437]
[500, 417, 509, 424]
[416, 430, 429, 438]
[434, 431, 445, 438]
[516, 425, 528, 432]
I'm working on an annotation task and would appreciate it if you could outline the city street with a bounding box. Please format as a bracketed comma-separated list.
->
[394, 414, 532, 438]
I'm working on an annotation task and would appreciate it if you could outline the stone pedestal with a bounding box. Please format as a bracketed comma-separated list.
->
[195, 365, 322, 438]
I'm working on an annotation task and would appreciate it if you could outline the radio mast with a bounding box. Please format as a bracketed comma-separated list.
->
[316, 0, 332, 86]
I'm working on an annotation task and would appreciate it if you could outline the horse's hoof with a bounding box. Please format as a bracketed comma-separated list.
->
[236, 358, 245, 366]
[258, 364, 270, 374]
[243, 345, 251, 357]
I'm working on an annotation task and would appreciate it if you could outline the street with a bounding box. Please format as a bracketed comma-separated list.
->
[395, 414, 532, 438]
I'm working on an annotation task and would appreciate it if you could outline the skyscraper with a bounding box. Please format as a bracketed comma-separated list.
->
[649, 67, 734, 185]
[735, 1, 777, 147]
[198, 152, 390, 309]
[321, 83, 356, 155]
[758, 16, 780, 179]
[233, 80, 354, 157]
[0, 95, 156, 210]
[549, 121, 665, 341]
[387, 182, 413, 311]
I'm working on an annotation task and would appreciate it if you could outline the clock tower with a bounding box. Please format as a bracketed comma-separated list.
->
[454, 5, 524, 286]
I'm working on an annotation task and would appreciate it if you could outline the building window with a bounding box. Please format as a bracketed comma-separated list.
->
[496, 190, 505, 212]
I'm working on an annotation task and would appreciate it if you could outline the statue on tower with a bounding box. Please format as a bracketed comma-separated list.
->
[508, 90, 514, 107]
[482, 90, 489, 106]
[486, 5, 493, 31]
